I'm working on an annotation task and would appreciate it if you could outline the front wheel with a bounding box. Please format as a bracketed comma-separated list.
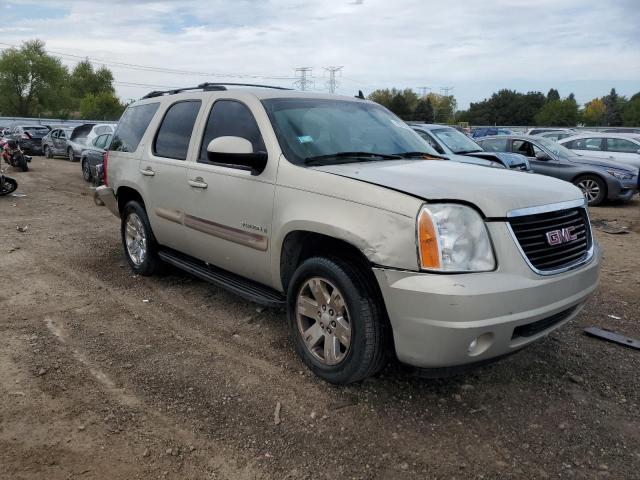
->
[0, 176, 18, 196]
[574, 175, 606, 206]
[121, 201, 161, 276]
[81, 159, 92, 182]
[68, 148, 76, 162]
[287, 256, 387, 385]
[44, 146, 52, 159]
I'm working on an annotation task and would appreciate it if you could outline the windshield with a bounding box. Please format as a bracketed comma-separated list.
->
[23, 126, 49, 134]
[262, 98, 438, 165]
[535, 136, 578, 159]
[432, 128, 482, 154]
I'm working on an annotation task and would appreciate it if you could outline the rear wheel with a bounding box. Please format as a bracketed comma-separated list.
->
[0, 177, 17, 196]
[44, 145, 52, 159]
[121, 201, 161, 276]
[287, 256, 387, 385]
[574, 175, 606, 206]
[81, 159, 92, 182]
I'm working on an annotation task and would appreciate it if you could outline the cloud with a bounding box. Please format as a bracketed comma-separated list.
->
[1, 0, 638, 107]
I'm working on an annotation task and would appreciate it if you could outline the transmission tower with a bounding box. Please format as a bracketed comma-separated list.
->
[293, 67, 314, 91]
[323, 66, 343, 93]
[417, 86, 432, 97]
[440, 86, 454, 97]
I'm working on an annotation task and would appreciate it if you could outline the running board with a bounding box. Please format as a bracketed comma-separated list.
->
[158, 249, 285, 308]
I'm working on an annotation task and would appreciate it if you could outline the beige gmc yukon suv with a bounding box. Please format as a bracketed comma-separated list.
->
[95, 84, 600, 384]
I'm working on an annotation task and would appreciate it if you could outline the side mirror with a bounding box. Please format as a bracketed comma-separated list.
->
[206, 136, 267, 175]
[535, 150, 551, 161]
[636, 149, 640, 155]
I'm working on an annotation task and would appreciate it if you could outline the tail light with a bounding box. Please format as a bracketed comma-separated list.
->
[102, 151, 109, 186]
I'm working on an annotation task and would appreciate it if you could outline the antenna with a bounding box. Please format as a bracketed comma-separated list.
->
[293, 67, 314, 91]
[323, 66, 343, 93]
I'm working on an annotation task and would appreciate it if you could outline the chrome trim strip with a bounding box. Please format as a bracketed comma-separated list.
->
[507, 198, 586, 218]
[155, 208, 184, 224]
[184, 214, 268, 251]
[506, 202, 594, 276]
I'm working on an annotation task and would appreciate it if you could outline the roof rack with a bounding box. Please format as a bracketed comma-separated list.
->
[142, 82, 293, 99]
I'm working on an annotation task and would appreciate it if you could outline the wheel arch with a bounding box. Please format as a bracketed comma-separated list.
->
[116, 186, 146, 215]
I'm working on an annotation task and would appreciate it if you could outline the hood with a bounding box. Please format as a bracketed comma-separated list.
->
[312, 160, 583, 217]
[569, 154, 638, 172]
[446, 154, 504, 169]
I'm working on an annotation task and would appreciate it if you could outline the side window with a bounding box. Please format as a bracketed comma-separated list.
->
[606, 138, 638, 153]
[52, 130, 59, 139]
[153, 100, 201, 160]
[94, 134, 107, 149]
[575, 138, 602, 151]
[480, 138, 508, 152]
[111, 102, 160, 153]
[199, 100, 266, 163]
[513, 140, 534, 157]
[416, 131, 444, 154]
[58, 130, 66, 139]
[563, 140, 575, 149]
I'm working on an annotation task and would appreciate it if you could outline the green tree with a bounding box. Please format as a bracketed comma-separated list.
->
[546, 88, 560, 102]
[603, 88, 626, 126]
[0, 39, 68, 116]
[70, 60, 115, 98]
[368, 88, 394, 109]
[414, 97, 434, 122]
[369, 88, 419, 120]
[622, 93, 640, 126]
[534, 97, 579, 126]
[389, 91, 412, 119]
[581, 98, 606, 126]
[79, 91, 125, 120]
[465, 89, 545, 125]
[426, 93, 457, 123]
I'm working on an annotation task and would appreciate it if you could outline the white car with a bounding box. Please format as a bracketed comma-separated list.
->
[558, 133, 640, 170]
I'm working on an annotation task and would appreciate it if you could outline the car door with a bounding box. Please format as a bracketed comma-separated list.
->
[87, 134, 107, 173]
[138, 100, 202, 252]
[55, 129, 67, 153]
[183, 98, 276, 286]
[511, 139, 560, 177]
[604, 137, 640, 162]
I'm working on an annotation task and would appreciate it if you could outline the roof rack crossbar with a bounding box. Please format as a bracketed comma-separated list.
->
[142, 82, 293, 99]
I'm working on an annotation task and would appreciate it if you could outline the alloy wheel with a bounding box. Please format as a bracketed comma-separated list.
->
[125, 213, 147, 266]
[577, 179, 600, 203]
[296, 277, 351, 366]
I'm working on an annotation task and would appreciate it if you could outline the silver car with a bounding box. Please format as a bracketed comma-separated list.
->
[43, 123, 115, 161]
[558, 133, 640, 171]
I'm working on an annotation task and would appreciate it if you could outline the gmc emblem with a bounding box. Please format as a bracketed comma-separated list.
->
[546, 226, 578, 246]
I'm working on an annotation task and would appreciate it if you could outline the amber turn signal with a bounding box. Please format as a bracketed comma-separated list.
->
[417, 210, 441, 269]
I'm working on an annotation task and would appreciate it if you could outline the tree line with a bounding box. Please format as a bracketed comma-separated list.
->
[370, 87, 640, 127]
[0, 40, 126, 120]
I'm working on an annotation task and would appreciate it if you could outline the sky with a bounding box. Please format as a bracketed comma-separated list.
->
[1, 0, 639, 109]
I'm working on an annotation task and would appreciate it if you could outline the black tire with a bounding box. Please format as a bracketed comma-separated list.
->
[120, 201, 161, 276]
[573, 174, 606, 206]
[67, 148, 76, 162]
[287, 256, 387, 385]
[0, 177, 18, 196]
[81, 158, 92, 182]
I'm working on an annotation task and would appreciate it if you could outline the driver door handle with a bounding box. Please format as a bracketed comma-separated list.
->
[140, 167, 155, 176]
[188, 177, 208, 189]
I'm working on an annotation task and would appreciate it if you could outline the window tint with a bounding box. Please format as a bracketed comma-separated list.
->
[111, 102, 160, 153]
[563, 140, 575, 149]
[199, 100, 265, 163]
[94, 134, 107, 149]
[573, 138, 602, 151]
[58, 130, 66, 139]
[154, 101, 201, 160]
[480, 138, 508, 152]
[513, 140, 536, 157]
[606, 138, 638, 153]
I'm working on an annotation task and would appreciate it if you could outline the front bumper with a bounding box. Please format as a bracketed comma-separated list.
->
[374, 225, 600, 369]
[93, 185, 119, 217]
[607, 177, 638, 201]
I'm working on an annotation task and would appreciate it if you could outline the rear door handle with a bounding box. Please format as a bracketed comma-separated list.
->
[140, 167, 155, 176]
[188, 177, 208, 189]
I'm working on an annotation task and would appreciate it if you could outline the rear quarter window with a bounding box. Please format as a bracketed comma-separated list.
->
[110, 103, 160, 153]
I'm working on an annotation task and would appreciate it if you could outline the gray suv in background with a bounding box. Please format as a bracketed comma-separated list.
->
[476, 135, 639, 205]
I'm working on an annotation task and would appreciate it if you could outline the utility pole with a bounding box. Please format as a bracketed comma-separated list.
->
[439, 87, 455, 123]
[440, 86, 454, 97]
[323, 66, 343, 93]
[293, 67, 314, 91]
[417, 86, 431, 97]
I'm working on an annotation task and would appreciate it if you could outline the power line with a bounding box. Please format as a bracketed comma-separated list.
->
[441, 86, 454, 97]
[293, 67, 314, 91]
[323, 66, 343, 93]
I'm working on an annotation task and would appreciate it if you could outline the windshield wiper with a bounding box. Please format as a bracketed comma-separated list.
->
[393, 151, 442, 158]
[304, 151, 402, 165]
[455, 149, 483, 154]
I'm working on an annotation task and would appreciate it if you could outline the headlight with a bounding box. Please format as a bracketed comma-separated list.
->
[417, 204, 495, 272]
[606, 169, 634, 180]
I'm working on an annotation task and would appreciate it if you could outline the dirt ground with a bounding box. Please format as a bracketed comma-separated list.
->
[1, 157, 639, 480]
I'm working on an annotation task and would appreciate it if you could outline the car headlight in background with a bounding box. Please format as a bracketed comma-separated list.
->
[417, 204, 495, 272]
[606, 169, 634, 180]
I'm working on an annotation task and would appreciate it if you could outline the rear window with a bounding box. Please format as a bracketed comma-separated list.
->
[110, 103, 159, 153]
[480, 138, 508, 152]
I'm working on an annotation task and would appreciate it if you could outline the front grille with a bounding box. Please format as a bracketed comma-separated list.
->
[509, 206, 592, 272]
[512, 307, 576, 339]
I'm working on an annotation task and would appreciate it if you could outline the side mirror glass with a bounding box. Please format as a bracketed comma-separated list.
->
[535, 150, 550, 161]
[207, 136, 267, 175]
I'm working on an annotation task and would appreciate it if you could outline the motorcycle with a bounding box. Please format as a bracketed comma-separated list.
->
[2, 139, 31, 172]
[0, 163, 18, 196]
